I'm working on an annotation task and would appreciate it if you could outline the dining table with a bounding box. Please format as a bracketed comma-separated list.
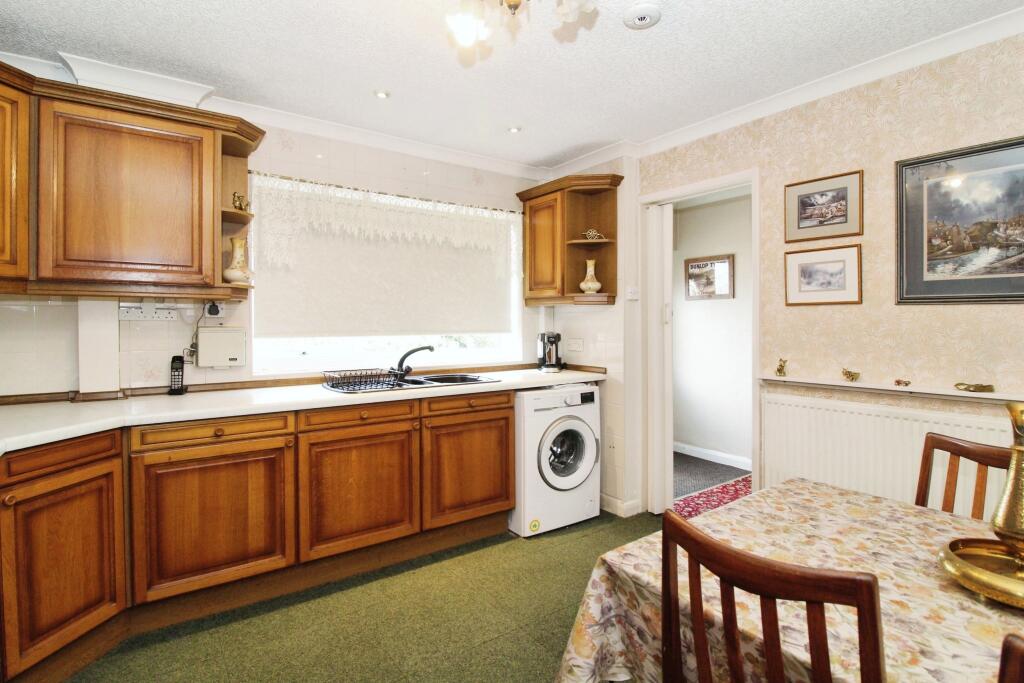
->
[557, 478, 1024, 682]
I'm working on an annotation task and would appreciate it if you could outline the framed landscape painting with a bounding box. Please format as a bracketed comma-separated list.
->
[897, 136, 1024, 303]
[785, 244, 862, 306]
[785, 170, 863, 242]
[684, 254, 734, 300]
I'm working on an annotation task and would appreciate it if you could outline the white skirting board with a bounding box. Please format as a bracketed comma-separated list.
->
[673, 442, 753, 471]
[600, 494, 643, 518]
[761, 392, 1012, 519]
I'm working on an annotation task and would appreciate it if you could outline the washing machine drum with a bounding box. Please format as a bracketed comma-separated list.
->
[538, 416, 599, 491]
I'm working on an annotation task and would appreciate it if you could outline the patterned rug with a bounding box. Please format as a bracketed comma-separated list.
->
[672, 475, 752, 519]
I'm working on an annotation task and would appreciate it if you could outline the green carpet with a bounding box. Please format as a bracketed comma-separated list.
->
[72, 512, 661, 683]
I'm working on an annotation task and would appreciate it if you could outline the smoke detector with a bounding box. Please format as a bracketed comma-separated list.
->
[623, 2, 661, 30]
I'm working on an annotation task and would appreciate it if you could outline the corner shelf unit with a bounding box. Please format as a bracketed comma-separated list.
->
[217, 133, 257, 296]
[517, 173, 623, 306]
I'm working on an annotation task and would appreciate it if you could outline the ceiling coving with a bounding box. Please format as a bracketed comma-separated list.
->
[447, 0, 597, 48]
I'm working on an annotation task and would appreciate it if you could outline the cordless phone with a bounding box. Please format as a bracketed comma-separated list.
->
[169, 355, 187, 395]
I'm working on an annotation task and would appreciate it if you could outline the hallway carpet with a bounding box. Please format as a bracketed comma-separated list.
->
[673, 452, 750, 498]
[72, 512, 662, 683]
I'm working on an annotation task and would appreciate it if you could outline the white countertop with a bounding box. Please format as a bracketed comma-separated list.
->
[0, 369, 605, 456]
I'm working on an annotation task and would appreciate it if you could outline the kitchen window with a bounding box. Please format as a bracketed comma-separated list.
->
[249, 173, 524, 375]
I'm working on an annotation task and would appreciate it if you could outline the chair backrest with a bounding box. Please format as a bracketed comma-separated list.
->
[661, 510, 885, 683]
[915, 432, 1012, 519]
[1000, 633, 1024, 683]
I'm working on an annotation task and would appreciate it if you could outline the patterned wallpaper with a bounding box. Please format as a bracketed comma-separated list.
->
[640, 35, 1024, 402]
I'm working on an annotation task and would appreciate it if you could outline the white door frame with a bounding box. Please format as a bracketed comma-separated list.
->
[638, 168, 761, 514]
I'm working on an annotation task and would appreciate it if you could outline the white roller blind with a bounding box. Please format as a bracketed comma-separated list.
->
[250, 173, 520, 338]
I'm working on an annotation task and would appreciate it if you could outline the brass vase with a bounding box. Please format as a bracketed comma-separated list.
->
[992, 402, 1024, 558]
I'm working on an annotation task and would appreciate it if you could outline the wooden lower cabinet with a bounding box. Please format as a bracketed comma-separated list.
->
[0, 457, 126, 678]
[298, 420, 421, 562]
[131, 436, 296, 603]
[422, 408, 515, 530]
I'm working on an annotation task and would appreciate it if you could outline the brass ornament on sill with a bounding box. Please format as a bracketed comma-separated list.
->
[775, 359, 787, 377]
[955, 382, 995, 393]
[841, 368, 860, 382]
[940, 402, 1024, 609]
[894, 378, 912, 387]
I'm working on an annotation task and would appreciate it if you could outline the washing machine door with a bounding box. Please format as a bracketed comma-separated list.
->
[537, 416, 599, 491]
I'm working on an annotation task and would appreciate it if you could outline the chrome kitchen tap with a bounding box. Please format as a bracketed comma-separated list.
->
[392, 346, 434, 381]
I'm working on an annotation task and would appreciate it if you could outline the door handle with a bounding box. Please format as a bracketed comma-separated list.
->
[213, 428, 225, 437]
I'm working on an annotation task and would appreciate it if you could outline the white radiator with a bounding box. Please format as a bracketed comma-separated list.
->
[761, 393, 1013, 519]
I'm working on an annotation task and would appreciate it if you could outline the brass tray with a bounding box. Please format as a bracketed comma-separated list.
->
[940, 538, 1024, 609]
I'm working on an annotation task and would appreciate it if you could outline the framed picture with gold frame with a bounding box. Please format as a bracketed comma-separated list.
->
[785, 244, 862, 306]
[785, 170, 863, 243]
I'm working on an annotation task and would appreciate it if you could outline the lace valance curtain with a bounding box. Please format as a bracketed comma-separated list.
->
[249, 173, 520, 338]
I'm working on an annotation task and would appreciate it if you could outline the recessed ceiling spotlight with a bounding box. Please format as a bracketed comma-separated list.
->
[508, 126, 523, 134]
[374, 90, 390, 99]
[315, 153, 324, 159]
[623, 2, 661, 30]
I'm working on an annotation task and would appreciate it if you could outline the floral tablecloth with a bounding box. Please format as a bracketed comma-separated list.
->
[558, 478, 1024, 682]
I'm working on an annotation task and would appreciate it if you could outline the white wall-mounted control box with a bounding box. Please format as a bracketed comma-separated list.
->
[197, 327, 246, 368]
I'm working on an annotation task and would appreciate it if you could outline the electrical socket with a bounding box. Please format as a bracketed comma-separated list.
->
[118, 307, 179, 322]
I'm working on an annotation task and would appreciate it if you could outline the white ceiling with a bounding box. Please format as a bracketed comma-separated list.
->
[1, 0, 1021, 170]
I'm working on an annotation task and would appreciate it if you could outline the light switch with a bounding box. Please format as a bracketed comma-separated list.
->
[567, 338, 584, 352]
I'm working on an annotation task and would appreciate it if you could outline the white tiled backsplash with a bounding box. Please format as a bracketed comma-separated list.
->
[118, 301, 252, 389]
[0, 297, 79, 395]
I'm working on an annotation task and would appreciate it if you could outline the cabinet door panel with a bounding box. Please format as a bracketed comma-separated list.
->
[422, 409, 514, 529]
[38, 99, 215, 285]
[0, 81, 29, 278]
[0, 458, 126, 678]
[299, 420, 420, 561]
[524, 193, 563, 297]
[132, 437, 295, 603]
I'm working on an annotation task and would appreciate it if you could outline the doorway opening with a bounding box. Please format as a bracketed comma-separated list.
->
[671, 189, 753, 499]
[639, 168, 760, 515]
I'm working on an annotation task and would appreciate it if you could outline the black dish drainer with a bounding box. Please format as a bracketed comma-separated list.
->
[322, 368, 400, 393]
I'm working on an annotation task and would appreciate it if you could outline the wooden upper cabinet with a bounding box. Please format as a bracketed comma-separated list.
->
[523, 192, 564, 299]
[0, 81, 29, 279]
[131, 436, 296, 603]
[0, 457, 126, 678]
[298, 420, 421, 562]
[37, 98, 216, 285]
[518, 174, 623, 306]
[422, 408, 515, 530]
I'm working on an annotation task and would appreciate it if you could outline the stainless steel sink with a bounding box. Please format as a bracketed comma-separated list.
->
[418, 374, 496, 384]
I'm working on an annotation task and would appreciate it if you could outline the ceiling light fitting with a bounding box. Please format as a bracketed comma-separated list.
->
[447, 0, 596, 49]
[623, 2, 661, 30]
[375, 90, 390, 99]
[508, 126, 523, 133]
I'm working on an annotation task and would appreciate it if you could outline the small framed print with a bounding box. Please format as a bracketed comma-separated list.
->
[785, 244, 862, 306]
[785, 170, 863, 243]
[685, 254, 734, 300]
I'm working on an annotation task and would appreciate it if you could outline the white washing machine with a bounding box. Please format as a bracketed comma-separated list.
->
[509, 383, 601, 537]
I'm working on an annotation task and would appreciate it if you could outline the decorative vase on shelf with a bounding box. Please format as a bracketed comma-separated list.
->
[579, 259, 602, 294]
[223, 236, 253, 284]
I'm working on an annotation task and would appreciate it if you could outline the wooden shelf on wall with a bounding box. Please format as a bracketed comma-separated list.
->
[221, 207, 254, 225]
[566, 239, 615, 246]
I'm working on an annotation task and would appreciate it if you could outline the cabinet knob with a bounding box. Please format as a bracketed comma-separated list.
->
[424, 421, 432, 428]
[360, 411, 369, 420]
[285, 438, 295, 447]
[2, 494, 16, 507]
[213, 428, 225, 437]
[469, 399, 478, 407]
[412, 422, 421, 430]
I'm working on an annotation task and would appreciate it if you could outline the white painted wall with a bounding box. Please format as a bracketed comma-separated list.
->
[672, 196, 753, 464]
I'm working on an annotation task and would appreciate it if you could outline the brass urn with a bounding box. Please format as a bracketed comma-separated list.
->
[992, 402, 1024, 557]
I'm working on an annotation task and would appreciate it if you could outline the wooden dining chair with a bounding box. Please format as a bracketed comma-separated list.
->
[661, 510, 885, 683]
[1000, 633, 1024, 683]
[915, 432, 1012, 520]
